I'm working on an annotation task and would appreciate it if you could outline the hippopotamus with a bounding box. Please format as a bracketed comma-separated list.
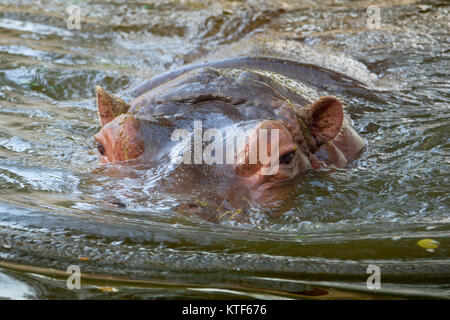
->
[93, 36, 366, 222]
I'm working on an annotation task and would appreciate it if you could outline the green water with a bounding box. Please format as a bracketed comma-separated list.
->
[0, 0, 448, 299]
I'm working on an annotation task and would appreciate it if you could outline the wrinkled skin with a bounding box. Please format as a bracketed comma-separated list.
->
[94, 41, 366, 222]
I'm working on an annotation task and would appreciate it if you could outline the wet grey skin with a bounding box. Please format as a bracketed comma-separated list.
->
[128, 56, 370, 98]
[95, 48, 366, 222]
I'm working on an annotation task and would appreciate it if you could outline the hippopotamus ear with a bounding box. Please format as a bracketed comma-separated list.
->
[96, 86, 131, 125]
[307, 96, 344, 145]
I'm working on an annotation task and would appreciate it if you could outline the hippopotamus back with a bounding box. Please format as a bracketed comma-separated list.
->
[128, 34, 375, 98]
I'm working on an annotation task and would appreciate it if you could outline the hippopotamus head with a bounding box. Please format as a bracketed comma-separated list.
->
[94, 68, 365, 219]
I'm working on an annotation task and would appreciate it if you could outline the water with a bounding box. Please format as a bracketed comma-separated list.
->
[0, 0, 448, 299]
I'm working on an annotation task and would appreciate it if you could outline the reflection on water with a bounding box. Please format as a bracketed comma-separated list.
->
[0, 0, 449, 299]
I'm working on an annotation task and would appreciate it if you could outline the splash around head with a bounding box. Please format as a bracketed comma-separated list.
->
[93, 84, 357, 203]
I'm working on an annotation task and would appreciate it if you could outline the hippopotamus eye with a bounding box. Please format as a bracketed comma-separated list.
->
[97, 143, 105, 155]
[279, 151, 295, 165]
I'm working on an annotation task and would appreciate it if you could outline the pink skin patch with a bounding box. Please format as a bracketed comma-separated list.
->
[235, 120, 312, 197]
[94, 115, 143, 163]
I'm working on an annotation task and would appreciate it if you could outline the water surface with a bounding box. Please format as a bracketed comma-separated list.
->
[0, 0, 448, 299]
